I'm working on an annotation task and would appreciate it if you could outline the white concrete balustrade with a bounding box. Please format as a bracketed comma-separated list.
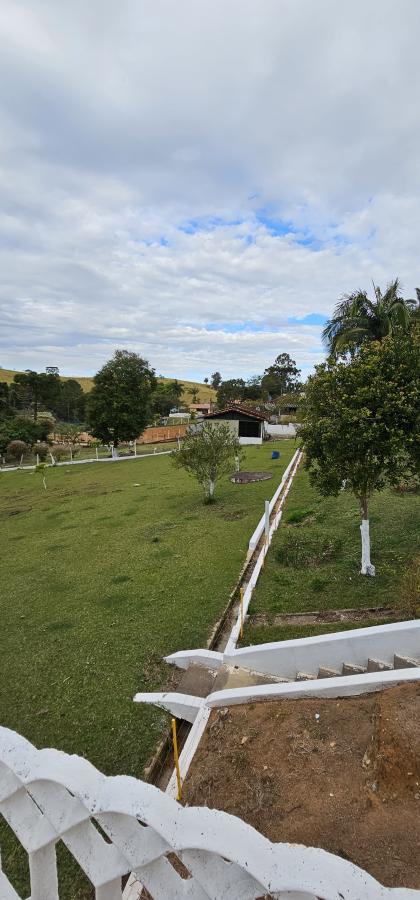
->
[1, 726, 419, 900]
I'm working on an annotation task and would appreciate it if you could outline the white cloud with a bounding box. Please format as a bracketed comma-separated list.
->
[0, 0, 419, 380]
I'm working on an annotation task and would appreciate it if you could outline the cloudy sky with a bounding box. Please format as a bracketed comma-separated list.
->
[0, 0, 419, 381]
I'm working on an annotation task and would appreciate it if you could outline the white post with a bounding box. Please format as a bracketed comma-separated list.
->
[264, 500, 270, 545]
[20, 453, 24, 467]
[69, 445, 73, 461]
[154, 446, 156, 454]
[360, 519, 375, 576]
[134, 441, 137, 457]
[36, 453, 40, 466]
[96, 446, 99, 460]
[49, 452, 55, 466]
[177, 437, 181, 451]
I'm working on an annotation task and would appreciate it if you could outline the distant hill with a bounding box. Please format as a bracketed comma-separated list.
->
[0, 368, 216, 402]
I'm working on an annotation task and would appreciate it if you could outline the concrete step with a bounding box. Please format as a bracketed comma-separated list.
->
[317, 666, 341, 679]
[394, 654, 420, 669]
[342, 662, 367, 676]
[176, 664, 217, 698]
[212, 665, 291, 693]
[296, 672, 317, 681]
[367, 658, 393, 672]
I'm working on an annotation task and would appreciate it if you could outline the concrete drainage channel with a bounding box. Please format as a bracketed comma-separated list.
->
[139, 449, 303, 794]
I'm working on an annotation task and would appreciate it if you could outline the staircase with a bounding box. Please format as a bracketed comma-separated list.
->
[176, 653, 420, 697]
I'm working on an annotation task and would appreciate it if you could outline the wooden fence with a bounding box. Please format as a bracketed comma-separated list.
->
[138, 425, 188, 444]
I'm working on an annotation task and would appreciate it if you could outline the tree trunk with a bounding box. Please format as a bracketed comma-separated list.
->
[359, 495, 375, 576]
[207, 478, 216, 501]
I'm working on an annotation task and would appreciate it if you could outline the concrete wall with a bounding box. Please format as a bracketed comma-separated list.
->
[266, 423, 299, 437]
[225, 619, 420, 678]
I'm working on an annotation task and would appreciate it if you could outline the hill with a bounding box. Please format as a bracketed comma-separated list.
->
[0, 367, 216, 402]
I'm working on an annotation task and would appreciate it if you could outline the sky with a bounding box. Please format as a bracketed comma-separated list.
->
[0, 0, 419, 382]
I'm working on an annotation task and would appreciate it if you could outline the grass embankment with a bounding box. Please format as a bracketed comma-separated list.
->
[242, 463, 420, 645]
[0, 367, 216, 401]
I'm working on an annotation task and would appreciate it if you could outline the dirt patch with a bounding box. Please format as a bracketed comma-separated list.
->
[230, 471, 273, 484]
[248, 605, 396, 627]
[183, 683, 420, 889]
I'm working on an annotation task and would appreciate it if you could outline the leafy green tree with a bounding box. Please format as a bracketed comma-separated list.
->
[299, 336, 420, 576]
[323, 279, 416, 356]
[152, 381, 184, 417]
[13, 371, 61, 420]
[261, 354, 300, 397]
[0, 417, 51, 455]
[216, 378, 246, 408]
[87, 350, 156, 445]
[211, 371, 222, 389]
[172, 421, 242, 502]
[0, 382, 11, 421]
[58, 379, 86, 422]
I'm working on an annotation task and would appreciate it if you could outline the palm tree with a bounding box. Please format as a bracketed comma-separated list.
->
[323, 279, 416, 355]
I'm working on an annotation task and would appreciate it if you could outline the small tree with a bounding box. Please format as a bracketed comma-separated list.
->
[299, 336, 419, 576]
[172, 422, 242, 502]
[211, 371, 222, 390]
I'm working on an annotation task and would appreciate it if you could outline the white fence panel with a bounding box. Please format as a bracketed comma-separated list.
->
[0, 726, 417, 900]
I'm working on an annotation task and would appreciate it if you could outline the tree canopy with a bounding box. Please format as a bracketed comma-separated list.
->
[87, 350, 156, 445]
[322, 279, 417, 356]
[261, 353, 300, 397]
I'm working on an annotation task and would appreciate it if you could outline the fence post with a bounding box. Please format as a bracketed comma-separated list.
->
[36, 453, 40, 466]
[265, 500, 270, 546]
[96, 446, 99, 461]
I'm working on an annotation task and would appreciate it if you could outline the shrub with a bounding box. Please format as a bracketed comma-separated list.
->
[34, 442, 50, 461]
[51, 444, 68, 461]
[6, 440, 28, 461]
[275, 531, 342, 568]
[286, 507, 315, 524]
[0, 417, 51, 455]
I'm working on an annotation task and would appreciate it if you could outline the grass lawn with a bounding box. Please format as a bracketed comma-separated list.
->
[0, 440, 295, 898]
[243, 462, 420, 646]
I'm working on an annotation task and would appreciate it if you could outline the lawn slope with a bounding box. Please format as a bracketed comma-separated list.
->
[0, 367, 216, 401]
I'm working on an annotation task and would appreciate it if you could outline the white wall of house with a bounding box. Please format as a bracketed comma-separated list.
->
[239, 435, 262, 445]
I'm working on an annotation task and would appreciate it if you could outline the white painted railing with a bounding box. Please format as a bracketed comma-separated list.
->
[247, 448, 301, 554]
[224, 618, 420, 678]
[0, 726, 417, 900]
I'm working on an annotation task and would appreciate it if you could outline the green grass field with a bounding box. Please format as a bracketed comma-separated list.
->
[0, 441, 297, 896]
[242, 463, 420, 645]
[0, 441, 295, 769]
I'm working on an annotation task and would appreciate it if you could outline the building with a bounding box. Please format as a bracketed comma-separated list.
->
[203, 404, 266, 444]
[189, 402, 213, 417]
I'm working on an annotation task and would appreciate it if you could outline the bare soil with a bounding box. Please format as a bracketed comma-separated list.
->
[182, 683, 420, 889]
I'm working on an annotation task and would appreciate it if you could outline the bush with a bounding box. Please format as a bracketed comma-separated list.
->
[0, 417, 52, 455]
[6, 440, 28, 461]
[286, 507, 315, 524]
[34, 442, 50, 461]
[51, 444, 68, 461]
[276, 530, 342, 567]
